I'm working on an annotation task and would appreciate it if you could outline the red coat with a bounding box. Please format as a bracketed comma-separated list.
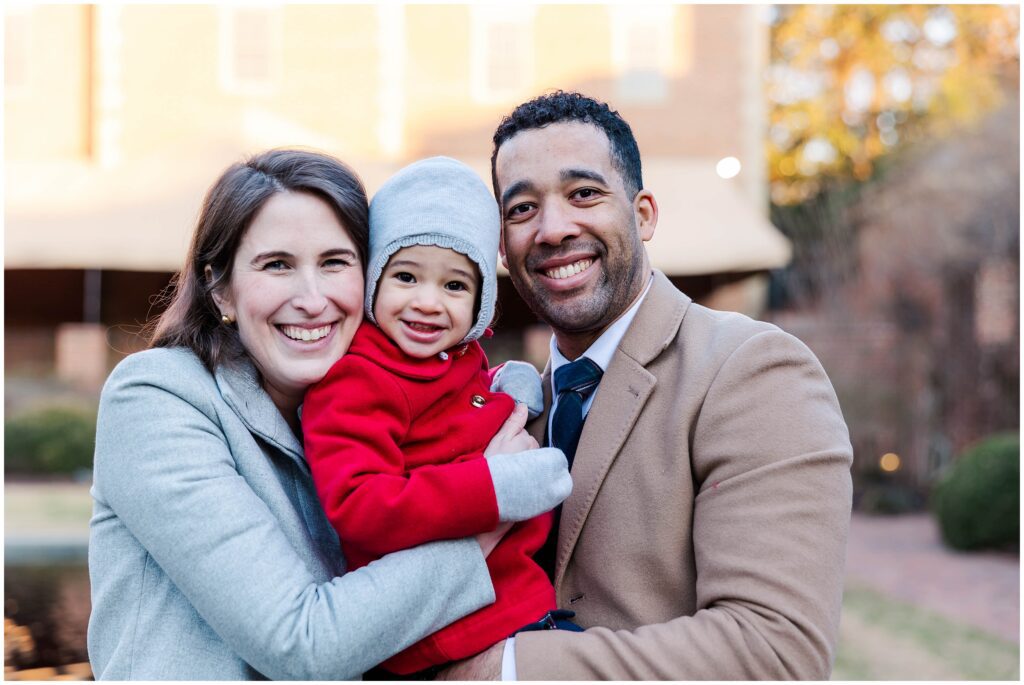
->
[302, 321, 555, 674]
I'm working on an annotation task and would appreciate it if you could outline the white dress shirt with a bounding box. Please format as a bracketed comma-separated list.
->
[546, 275, 654, 437]
[502, 274, 653, 680]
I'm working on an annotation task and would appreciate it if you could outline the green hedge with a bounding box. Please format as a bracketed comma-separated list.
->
[5, 405, 97, 475]
[932, 433, 1019, 551]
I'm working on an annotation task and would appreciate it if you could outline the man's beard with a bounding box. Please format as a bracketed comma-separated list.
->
[513, 237, 646, 337]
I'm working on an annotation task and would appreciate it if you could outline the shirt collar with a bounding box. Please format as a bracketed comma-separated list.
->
[549, 274, 654, 376]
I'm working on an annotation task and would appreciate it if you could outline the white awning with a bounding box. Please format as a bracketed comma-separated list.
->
[5, 153, 789, 275]
[6, 151, 235, 272]
[641, 158, 791, 275]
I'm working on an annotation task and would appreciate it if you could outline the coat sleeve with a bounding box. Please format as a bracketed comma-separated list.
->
[93, 351, 495, 681]
[514, 329, 853, 679]
[302, 355, 500, 559]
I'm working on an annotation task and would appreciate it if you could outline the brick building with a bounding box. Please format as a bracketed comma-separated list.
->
[5, 5, 790, 384]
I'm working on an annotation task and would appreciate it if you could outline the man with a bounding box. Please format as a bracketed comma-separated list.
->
[442, 91, 853, 680]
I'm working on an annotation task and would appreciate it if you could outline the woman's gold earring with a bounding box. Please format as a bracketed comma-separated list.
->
[221, 314, 234, 325]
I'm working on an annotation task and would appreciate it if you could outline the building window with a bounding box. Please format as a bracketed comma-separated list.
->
[471, 6, 535, 104]
[5, 7, 31, 96]
[610, 5, 676, 103]
[219, 5, 281, 95]
[975, 260, 1016, 346]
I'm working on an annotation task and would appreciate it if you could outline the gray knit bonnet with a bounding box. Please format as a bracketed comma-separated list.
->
[365, 156, 499, 345]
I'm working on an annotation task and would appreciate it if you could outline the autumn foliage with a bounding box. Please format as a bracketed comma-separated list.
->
[768, 5, 1019, 204]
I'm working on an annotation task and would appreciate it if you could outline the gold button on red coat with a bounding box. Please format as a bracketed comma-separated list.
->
[471, 395, 486, 408]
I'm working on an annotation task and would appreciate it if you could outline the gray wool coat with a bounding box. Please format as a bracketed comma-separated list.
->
[87, 347, 497, 680]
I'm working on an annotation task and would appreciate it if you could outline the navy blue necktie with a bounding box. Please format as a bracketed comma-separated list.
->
[536, 356, 603, 580]
[551, 357, 603, 468]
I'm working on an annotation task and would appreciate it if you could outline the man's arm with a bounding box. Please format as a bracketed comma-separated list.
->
[434, 640, 505, 680]
[513, 329, 853, 679]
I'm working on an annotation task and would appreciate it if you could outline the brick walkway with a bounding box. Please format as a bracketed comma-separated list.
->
[844, 513, 1019, 642]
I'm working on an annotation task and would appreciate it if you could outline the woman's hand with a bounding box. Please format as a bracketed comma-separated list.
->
[484, 403, 538, 457]
[475, 521, 514, 558]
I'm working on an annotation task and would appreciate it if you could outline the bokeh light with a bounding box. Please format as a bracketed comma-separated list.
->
[716, 156, 742, 179]
[880, 452, 902, 472]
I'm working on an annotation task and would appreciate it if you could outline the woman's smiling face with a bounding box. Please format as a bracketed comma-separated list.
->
[214, 191, 364, 415]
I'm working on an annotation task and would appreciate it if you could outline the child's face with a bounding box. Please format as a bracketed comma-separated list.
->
[374, 245, 479, 358]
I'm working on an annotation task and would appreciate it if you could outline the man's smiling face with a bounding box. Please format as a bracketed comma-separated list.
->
[495, 121, 655, 348]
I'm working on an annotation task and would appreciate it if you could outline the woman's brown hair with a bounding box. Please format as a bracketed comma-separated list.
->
[150, 149, 369, 371]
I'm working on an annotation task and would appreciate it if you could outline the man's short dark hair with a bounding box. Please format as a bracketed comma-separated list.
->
[491, 90, 643, 201]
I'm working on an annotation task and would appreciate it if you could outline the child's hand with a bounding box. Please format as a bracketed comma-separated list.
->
[484, 403, 538, 457]
[490, 361, 544, 418]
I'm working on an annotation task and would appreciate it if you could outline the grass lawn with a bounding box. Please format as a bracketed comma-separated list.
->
[5, 481, 1019, 681]
[4, 482, 93, 536]
[835, 584, 1020, 680]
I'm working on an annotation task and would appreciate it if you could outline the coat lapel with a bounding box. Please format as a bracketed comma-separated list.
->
[555, 357, 656, 588]
[214, 359, 308, 471]
[554, 271, 690, 587]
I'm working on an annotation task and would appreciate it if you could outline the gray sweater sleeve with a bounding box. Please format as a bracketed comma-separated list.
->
[92, 352, 495, 680]
[488, 448, 571, 522]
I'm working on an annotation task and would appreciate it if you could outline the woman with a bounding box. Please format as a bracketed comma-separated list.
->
[87, 149, 571, 680]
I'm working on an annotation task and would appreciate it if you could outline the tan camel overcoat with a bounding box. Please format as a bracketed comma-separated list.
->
[515, 270, 853, 680]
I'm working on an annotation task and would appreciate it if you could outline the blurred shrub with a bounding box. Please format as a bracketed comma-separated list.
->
[931, 433, 1019, 551]
[5, 405, 96, 475]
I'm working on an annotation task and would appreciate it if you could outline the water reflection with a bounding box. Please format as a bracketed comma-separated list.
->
[5, 562, 92, 679]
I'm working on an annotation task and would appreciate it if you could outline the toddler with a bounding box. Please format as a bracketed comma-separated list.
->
[303, 157, 574, 676]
